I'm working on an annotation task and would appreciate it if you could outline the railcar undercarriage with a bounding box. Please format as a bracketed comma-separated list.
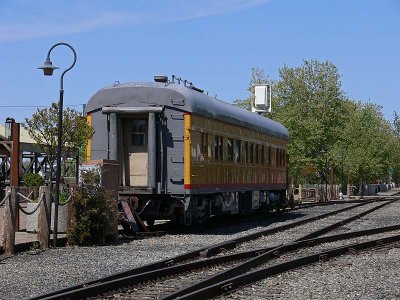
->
[118, 189, 288, 232]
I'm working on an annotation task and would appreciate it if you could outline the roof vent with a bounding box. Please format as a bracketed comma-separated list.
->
[191, 86, 204, 93]
[171, 75, 204, 93]
[154, 75, 168, 83]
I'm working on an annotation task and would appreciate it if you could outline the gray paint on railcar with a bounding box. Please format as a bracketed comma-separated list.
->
[86, 82, 288, 139]
[86, 81, 289, 195]
[148, 112, 156, 190]
[162, 107, 185, 195]
[109, 113, 118, 161]
[87, 107, 185, 194]
[90, 112, 109, 160]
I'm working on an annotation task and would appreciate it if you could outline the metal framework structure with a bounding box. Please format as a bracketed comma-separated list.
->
[0, 141, 79, 191]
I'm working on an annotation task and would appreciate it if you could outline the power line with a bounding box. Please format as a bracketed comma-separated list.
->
[0, 104, 84, 108]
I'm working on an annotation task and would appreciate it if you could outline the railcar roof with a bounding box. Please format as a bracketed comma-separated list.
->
[86, 82, 289, 139]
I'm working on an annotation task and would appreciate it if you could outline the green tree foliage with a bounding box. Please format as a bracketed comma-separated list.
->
[23, 173, 45, 187]
[235, 61, 400, 189]
[393, 112, 400, 137]
[272, 60, 346, 181]
[391, 111, 400, 184]
[233, 67, 271, 111]
[68, 170, 117, 245]
[334, 102, 394, 191]
[236, 61, 346, 182]
[23, 102, 94, 165]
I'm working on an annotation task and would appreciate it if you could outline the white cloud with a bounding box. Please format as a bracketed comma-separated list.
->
[0, 0, 271, 43]
[173, 0, 272, 21]
[0, 10, 141, 42]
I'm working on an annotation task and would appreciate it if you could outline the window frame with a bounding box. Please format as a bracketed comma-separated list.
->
[235, 140, 241, 163]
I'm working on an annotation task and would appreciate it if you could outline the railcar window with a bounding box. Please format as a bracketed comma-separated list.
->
[219, 137, 223, 160]
[227, 138, 233, 161]
[214, 136, 223, 161]
[131, 119, 146, 146]
[250, 143, 254, 163]
[283, 149, 286, 167]
[243, 141, 248, 163]
[268, 146, 271, 166]
[261, 145, 265, 164]
[235, 140, 241, 163]
[272, 147, 276, 167]
[201, 132, 208, 160]
[207, 135, 212, 158]
[214, 136, 218, 160]
[276, 148, 280, 167]
[255, 144, 259, 164]
[285, 151, 288, 167]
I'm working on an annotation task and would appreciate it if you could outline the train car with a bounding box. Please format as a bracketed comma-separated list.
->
[85, 75, 289, 225]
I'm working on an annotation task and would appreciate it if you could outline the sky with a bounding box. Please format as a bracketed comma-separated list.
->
[0, 0, 399, 123]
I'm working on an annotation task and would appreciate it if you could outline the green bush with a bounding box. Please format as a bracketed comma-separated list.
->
[67, 170, 117, 246]
[23, 173, 45, 187]
[59, 190, 70, 205]
[51, 189, 70, 205]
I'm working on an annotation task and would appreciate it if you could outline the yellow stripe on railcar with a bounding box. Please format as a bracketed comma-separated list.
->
[85, 113, 92, 162]
[184, 112, 192, 189]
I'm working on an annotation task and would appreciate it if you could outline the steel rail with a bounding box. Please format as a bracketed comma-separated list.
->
[51, 223, 400, 300]
[137, 198, 377, 238]
[161, 198, 396, 299]
[176, 233, 400, 299]
[29, 200, 375, 300]
[296, 199, 395, 241]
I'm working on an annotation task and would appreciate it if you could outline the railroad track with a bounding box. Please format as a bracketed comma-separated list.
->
[184, 228, 400, 300]
[30, 197, 398, 300]
[133, 198, 386, 239]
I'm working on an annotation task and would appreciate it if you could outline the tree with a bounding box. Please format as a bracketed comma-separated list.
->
[234, 61, 347, 184]
[23, 102, 94, 179]
[391, 111, 400, 185]
[236, 62, 399, 192]
[271, 60, 347, 183]
[233, 67, 271, 111]
[393, 112, 400, 134]
[334, 102, 395, 194]
[68, 169, 117, 245]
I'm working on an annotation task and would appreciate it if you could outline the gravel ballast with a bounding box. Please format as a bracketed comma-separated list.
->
[0, 200, 399, 300]
[221, 245, 400, 300]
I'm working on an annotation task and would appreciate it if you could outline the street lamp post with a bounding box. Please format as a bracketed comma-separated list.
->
[38, 43, 77, 247]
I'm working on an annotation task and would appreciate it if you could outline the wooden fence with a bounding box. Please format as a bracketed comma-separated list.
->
[1, 186, 51, 255]
[297, 184, 342, 202]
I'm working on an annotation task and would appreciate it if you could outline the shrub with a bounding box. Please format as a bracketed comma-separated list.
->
[59, 190, 70, 205]
[51, 188, 70, 205]
[23, 173, 45, 187]
[67, 170, 117, 246]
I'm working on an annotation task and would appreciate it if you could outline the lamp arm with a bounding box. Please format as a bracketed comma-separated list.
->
[46, 42, 77, 90]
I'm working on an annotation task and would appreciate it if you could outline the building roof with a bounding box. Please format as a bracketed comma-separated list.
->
[0, 125, 36, 144]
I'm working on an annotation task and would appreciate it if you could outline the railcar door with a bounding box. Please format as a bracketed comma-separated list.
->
[125, 118, 148, 187]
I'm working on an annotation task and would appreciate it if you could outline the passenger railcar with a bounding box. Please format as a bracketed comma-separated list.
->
[85, 76, 289, 225]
